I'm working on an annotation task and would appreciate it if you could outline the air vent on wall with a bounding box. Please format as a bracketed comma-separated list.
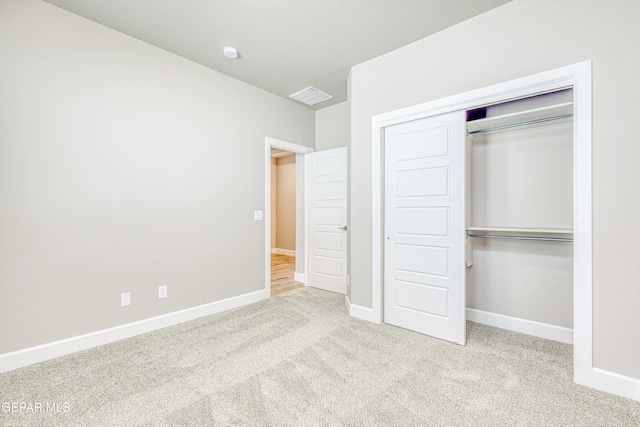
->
[289, 87, 333, 106]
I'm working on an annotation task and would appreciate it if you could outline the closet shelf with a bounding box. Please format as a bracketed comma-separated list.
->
[466, 102, 573, 134]
[467, 226, 573, 234]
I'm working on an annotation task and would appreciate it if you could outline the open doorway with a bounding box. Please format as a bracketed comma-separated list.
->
[270, 149, 301, 296]
[264, 137, 314, 297]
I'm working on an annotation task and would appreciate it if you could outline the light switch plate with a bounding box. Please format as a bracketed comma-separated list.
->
[254, 210, 264, 221]
[121, 292, 130, 307]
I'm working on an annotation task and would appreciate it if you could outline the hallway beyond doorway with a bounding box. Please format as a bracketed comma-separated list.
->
[271, 254, 303, 296]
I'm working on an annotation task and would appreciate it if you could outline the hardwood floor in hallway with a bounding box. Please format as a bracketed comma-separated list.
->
[271, 253, 304, 296]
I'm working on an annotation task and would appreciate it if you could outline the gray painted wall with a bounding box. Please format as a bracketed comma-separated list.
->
[349, 0, 640, 379]
[315, 101, 350, 151]
[0, 0, 314, 354]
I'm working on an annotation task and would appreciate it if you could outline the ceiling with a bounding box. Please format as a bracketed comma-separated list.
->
[42, 0, 511, 110]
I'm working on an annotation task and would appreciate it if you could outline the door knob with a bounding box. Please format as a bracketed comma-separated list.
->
[338, 225, 347, 230]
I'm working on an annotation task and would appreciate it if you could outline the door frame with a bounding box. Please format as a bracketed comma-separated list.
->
[371, 62, 592, 387]
[264, 137, 314, 296]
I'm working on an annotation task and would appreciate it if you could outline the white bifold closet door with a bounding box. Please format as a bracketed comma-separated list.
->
[384, 111, 466, 345]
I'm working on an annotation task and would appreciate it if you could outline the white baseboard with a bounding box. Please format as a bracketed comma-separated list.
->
[346, 296, 380, 324]
[467, 308, 573, 344]
[294, 272, 306, 284]
[590, 368, 640, 402]
[273, 248, 295, 257]
[0, 288, 269, 374]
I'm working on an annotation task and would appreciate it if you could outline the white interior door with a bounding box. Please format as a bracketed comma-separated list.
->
[384, 111, 466, 344]
[308, 147, 347, 294]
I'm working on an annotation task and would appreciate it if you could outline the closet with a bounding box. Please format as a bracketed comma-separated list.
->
[379, 62, 590, 384]
[465, 89, 574, 342]
[383, 86, 579, 346]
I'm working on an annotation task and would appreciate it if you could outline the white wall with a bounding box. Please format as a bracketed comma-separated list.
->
[315, 101, 349, 151]
[0, 0, 314, 355]
[349, 0, 640, 380]
[275, 155, 296, 251]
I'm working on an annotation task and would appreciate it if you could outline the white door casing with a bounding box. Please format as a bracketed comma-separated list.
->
[384, 111, 466, 344]
[308, 147, 348, 294]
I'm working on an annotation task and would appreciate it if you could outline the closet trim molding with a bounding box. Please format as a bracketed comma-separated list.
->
[370, 61, 601, 396]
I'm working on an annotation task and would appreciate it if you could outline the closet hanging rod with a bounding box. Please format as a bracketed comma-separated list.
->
[467, 233, 573, 242]
[467, 113, 573, 135]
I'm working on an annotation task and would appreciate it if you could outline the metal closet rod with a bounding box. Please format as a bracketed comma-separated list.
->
[467, 113, 573, 135]
[467, 233, 573, 242]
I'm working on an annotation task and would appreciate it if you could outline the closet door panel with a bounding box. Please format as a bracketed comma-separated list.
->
[395, 244, 449, 277]
[384, 110, 466, 345]
[396, 207, 449, 236]
[396, 281, 449, 317]
[396, 167, 449, 197]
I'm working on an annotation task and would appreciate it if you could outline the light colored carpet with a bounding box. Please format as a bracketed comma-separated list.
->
[1, 287, 638, 426]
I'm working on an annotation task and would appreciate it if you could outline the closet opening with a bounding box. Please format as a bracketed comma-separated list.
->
[371, 61, 593, 391]
[465, 88, 575, 345]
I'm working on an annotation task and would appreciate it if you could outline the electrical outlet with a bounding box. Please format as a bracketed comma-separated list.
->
[158, 285, 167, 299]
[254, 210, 264, 221]
[121, 292, 130, 307]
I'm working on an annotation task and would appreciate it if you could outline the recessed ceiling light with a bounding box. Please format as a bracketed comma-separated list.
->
[223, 46, 238, 59]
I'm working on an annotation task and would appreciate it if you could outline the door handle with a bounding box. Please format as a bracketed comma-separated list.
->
[338, 225, 347, 231]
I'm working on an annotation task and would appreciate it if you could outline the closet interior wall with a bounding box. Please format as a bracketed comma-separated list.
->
[466, 89, 574, 331]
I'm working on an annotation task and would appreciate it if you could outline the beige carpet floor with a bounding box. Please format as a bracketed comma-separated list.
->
[1, 287, 638, 426]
